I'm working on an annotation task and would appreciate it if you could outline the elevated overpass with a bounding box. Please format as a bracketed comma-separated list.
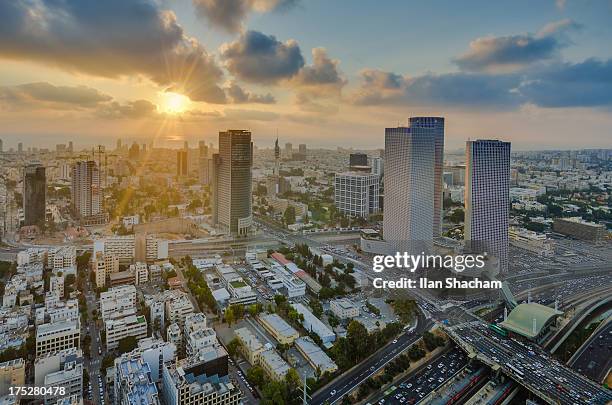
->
[545, 294, 612, 353]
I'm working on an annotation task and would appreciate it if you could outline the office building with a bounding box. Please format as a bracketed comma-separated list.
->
[349, 153, 368, 168]
[552, 217, 606, 242]
[298, 143, 307, 153]
[409, 117, 445, 237]
[134, 338, 177, 382]
[383, 124, 436, 254]
[23, 163, 46, 226]
[161, 353, 241, 405]
[212, 130, 253, 236]
[71, 161, 102, 219]
[36, 319, 80, 357]
[105, 314, 148, 349]
[371, 157, 383, 177]
[177, 149, 188, 177]
[334, 171, 380, 218]
[465, 140, 511, 273]
[509, 227, 554, 257]
[199, 157, 213, 185]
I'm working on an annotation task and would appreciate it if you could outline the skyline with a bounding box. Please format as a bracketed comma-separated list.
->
[1, 0, 612, 150]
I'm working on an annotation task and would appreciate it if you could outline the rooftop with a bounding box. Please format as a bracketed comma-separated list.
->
[499, 303, 563, 338]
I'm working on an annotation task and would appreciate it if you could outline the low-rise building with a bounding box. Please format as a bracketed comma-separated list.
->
[330, 298, 360, 320]
[258, 349, 290, 381]
[552, 217, 606, 241]
[114, 354, 160, 405]
[36, 319, 80, 357]
[0, 359, 25, 397]
[292, 303, 335, 346]
[105, 314, 147, 350]
[234, 327, 265, 365]
[258, 314, 299, 345]
[294, 336, 338, 375]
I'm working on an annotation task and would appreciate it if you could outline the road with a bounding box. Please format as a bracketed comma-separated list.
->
[310, 313, 431, 405]
[449, 322, 612, 404]
[368, 347, 469, 404]
[570, 317, 612, 383]
[82, 276, 107, 404]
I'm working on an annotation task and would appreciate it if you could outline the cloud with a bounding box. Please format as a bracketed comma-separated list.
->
[351, 69, 521, 108]
[96, 99, 159, 119]
[292, 48, 346, 97]
[295, 93, 339, 114]
[192, 0, 299, 34]
[223, 108, 279, 121]
[518, 58, 612, 107]
[221, 30, 304, 83]
[0, 82, 112, 109]
[225, 82, 276, 104]
[454, 19, 580, 73]
[0, 0, 226, 103]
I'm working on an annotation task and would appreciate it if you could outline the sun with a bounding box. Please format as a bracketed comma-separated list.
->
[160, 92, 190, 114]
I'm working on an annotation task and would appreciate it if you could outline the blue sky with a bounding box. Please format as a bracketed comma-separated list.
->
[0, 0, 611, 150]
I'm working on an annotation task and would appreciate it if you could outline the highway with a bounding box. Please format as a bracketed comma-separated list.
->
[570, 317, 612, 383]
[367, 347, 470, 404]
[310, 313, 432, 405]
[448, 321, 612, 404]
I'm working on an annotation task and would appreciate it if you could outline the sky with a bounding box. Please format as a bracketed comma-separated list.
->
[0, 0, 611, 151]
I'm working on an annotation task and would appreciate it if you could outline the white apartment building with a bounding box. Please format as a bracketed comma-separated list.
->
[105, 314, 148, 349]
[135, 338, 177, 382]
[43, 354, 83, 405]
[164, 292, 194, 329]
[47, 246, 76, 271]
[114, 355, 160, 405]
[100, 285, 137, 321]
[270, 264, 306, 298]
[91, 251, 119, 288]
[49, 275, 64, 299]
[130, 262, 149, 285]
[334, 171, 380, 218]
[330, 298, 360, 319]
[36, 319, 80, 357]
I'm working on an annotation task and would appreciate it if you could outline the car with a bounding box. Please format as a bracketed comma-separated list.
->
[392, 339, 398, 344]
[330, 390, 336, 396]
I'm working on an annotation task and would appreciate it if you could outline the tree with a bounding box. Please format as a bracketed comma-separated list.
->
[224, 306, 235, 326]
[309, 299, 323, 318]
[283, 206, 296, 225]
[448, 208, 464, 223]
[247, 365, 266, 387]
[118, 336, 137, 354]
[227, 338, 241, 358]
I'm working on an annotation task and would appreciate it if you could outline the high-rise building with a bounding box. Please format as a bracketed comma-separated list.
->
[116, 139, 122, 151]
[298, 143, 307, 153]
[18, 142, 23, 153]
[383, 125, 436, 254]
[128, 142, 140, 160]
[177, 150, 188, 177]
[0, 139, 3, 153]
[71, 161, 101, 218]
[349, 153, 368, 168]
[409, 117, 444, 237]
[371, 157, 383, 177]
[67, 141, 73, 153]
[334, 172, 380, 218]
[212, 130, 253, 236]
[198, 140, 208, 158]
[23, 163, 46, 226]
[464, 139, 511, 273]
[198, 157, 213, 185]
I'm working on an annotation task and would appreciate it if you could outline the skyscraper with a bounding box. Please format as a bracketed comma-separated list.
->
[177, 150, 188, 177]
[71, 161, 101, 218]
[212, 130, 253, 236]
[371, 157, 384, 177]
[349, 153, 368, 168]
[128, 142, 139, 160]
[198, 141, 208, 158]
[334, 172, 380, 218]
[298, 144, 307, 154]
[18, 142, 23, 153]
[465, 140, 511, 273]
[23, 163, 46, 226]
[409, 117, 444, 237]
[383, 126, 436, 254]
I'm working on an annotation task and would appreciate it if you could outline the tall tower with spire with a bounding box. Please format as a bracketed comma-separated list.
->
[274, 137, 280, 175]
